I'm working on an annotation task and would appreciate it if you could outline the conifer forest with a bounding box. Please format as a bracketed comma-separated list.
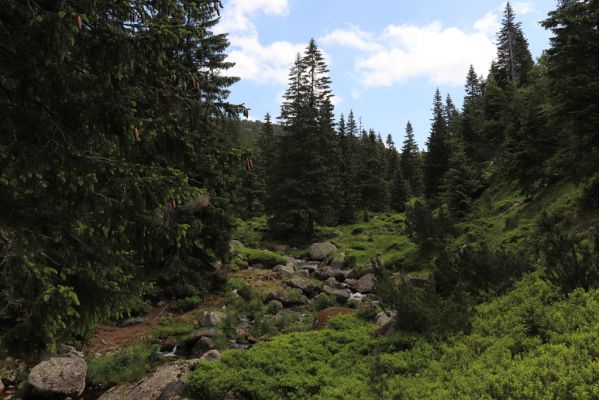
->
[1, 1, 599, 399]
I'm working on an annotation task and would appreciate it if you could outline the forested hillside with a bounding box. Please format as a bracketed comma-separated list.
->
[0, 1, 598, 399]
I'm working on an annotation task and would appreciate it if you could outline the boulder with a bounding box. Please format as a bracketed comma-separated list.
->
[294, 269, 310, 279]
[350, 273, 376, 293]
[266, 291, 306, 307]
[287, 279, 322, 298]
[28, 357, 87, 397]
[276, 265, 296, 280]
[98, 360, 198, 400]
[234, 321, 252, 338]
[309, 242, 337, 261]
[295, 262, 319, 273]
[190, 337, 215, 358]
[347, 293, 364, 308]
[201, 311, 225, 327]
[348, 267, 374, 280]
[200, 350, 221, 361]
[325, 277, 348, 290]
[375, 311, 396, 327]
[323, 285, 352, 303]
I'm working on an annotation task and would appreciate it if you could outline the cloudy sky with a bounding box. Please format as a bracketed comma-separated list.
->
[217, 0, 556, 147]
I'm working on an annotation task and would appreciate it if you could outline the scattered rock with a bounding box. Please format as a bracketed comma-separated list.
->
[28, 357, 87, 397]
[350, 273, 376, 293]
[375, 311, 396, 327]
[200, 350, 221, 362]
[276, 265, 296, 279]
[266, 290, 306, 307]
[201, 311, 225, 327]
[347, 293, 364, 308]
[323, 286, 352, 303]
[98, 360, 198, 400]
[325, 277, 348, 290]
[294, 269, 310, 279]
[234, 321, 252, 338]
[314, 307, 354, 329]
[295, 261, 320, 273]
[56, 343, 84, 358]
[1, 357, 27, 386]
[190, 337, 215, 358]
[287, 279, 322, 298]
[309, 242, 337, 261]
[348, 267, 374, 280]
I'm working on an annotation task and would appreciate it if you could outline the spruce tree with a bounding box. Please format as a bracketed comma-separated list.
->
[268, 40, 340, 237]
[400, 122, 424, 197]
[424, 89, 452, 198]
[461, 65, 486, 161]
[338, 114, 359, 223]
[0, 0, 239, 352]
[495, 2, 534, 86]
[442, 135, 481, 218]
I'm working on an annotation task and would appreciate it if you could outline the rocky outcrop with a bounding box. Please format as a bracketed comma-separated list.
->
[98, 360, 198, 400]
[323, 285, 352, 302]
[349, 273, 376, 293]
[28, 357, 87, 397]
[309, 242, 337, 261]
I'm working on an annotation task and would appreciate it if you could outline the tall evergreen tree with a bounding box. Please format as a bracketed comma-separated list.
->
[0, 0, 239, 352]
[338, 114, 359, 223]
[424, 89, 452, 198]
[358, 131, 390, 212]
[542, 0, 599, 173]
[442, 135, 481, 218]
[268, 40, 340, 237]
[495, 2, 534, 86]
[400, 122, 424, 197]
[461, 65, 486, 161]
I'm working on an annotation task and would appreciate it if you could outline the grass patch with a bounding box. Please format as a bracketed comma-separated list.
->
[86, 344, 162, 389]
[150, 317, 195, 339]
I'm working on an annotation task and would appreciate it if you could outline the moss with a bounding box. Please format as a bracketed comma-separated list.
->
[236, 247, 287, 268]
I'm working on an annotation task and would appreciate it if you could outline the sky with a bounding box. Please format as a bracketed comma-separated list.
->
[216, 0, 557, 148]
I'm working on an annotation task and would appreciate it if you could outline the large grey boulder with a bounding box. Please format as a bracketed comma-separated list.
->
[376, 311, 396, 327]
[28, 357, 87, 397]
[350, 273, 376, 293]
[287, 279, 322, 298]
[323, 286, 352, 303]
[98, 360, 198, 400]
[309, 243, 337, 261]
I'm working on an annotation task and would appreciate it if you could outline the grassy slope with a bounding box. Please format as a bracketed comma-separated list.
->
[187, 178, 599, 399]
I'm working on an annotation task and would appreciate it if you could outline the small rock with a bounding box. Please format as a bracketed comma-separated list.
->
[295, 263, 318, 273]
[200, 350, 221, 361]
[350, 273, 376, 293]
[28, 357, 87, 397]
[330, 252, 346, 269]
[190, 337, 215, 358]
[234, 321, 252, 338]
[294, 269, 310, 279]
[309, 243, 337, 261]
[325, 277, 347, 289]
[348, 267, 375, 280]
[323, 286, 352, 303]
[375, 311, 396, 327]
[347, 293, 364, 308]
[201, 311, 226, 327]
[56, 344, 84, 359]
[288, 279, 322, 298]
[277, 265, 296, 280]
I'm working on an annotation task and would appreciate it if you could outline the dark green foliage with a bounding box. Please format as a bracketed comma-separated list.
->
[0, 0, 238, 353]
[461, 65, 486, 161]
[494, 2, 534, 86]
[540, 213, 599, 293]
[375, 269, 471, 335]
[268, 40, 341, 237]
[424, 89, 452, 198]
[542, 0, 599, 175]
[405, 200, 453, 253]
[400, 121, 424, 197]
[358, 131, 390, 212]
[442, 136, 481, 218]
[337, 112, 360, 223]
[434, 245, 532, 297]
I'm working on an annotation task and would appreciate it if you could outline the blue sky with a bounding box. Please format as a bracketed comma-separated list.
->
[217, 0, 556, 148]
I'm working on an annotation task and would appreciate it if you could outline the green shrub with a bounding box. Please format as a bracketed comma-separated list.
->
[151, 318, 194, 339]
[312, 293, 338, 311]
[237, 247, 286, 268]
[87, 345, 162, 389]
[170, 296, 202, 313]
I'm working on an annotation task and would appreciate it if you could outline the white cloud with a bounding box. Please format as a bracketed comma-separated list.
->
[512, 1, 536, 15]
[217, 0, 303, 85]
[320, 27, 384, 52]
[474, 12, 500, 37]
[331, 95, 344, 107]
[355, 21, 496, 87]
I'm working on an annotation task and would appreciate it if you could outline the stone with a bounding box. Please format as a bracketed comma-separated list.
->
[323, 285, 352, 303]
[294, 269, 310, 279]
[309, 242, 337, 261]
[276, 265, 296, 280]
[234, 321, 252, 338]
[200, 350, 221, 361]
[98, 360, 199, 400]
[28, 357, 87, 397]
[347, 293, 364, 308]
[266, 290, 305, 307]
[325, 277, 347, 290]
[1, 358, 27, 386]
[201, 311, 225, 327]
[56, 344, 84, 359]
[375, 311, 396, 327]
[350, 273, 376, 294]
[348, 267, 374, 280]
[287, 279, 322, 298]
[295, 262, 318, 273]
[190, 337, 215, 358]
